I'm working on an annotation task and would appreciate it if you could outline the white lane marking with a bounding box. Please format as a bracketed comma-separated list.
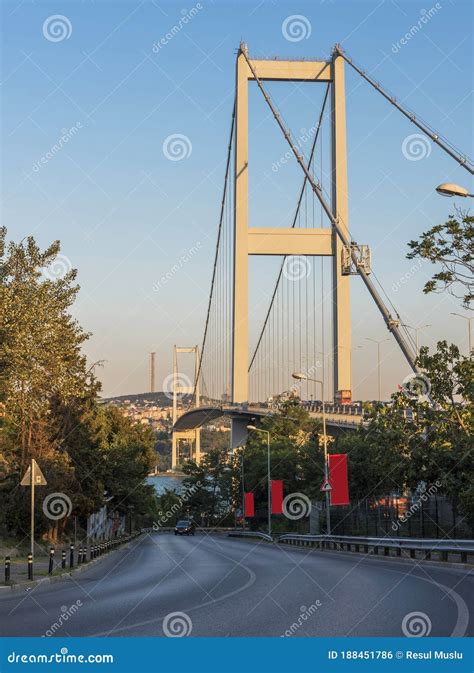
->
[277, 545, 470, 636]
[89, 541, 257, 636]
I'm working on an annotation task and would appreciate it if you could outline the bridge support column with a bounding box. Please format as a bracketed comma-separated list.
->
[331, 54, 352, 398]
[232, 48, 249, 404]
[171, 346, 201, 468]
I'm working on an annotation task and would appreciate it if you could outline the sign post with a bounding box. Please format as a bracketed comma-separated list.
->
[20, 459, 47, 560]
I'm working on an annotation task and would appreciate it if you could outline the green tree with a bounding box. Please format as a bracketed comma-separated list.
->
[407, 210, 473, 309]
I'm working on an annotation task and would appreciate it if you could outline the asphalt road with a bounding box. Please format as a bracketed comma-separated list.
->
[0, 532, 471, 637]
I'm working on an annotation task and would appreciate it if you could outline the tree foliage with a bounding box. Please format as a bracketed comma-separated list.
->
[407, 210, 473, 308]
[0, 229, 157, 543]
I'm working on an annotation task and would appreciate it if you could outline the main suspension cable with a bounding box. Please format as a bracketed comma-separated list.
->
[334, 44, 473, 174]
[192, 99, 236, 405]
[240, 43, 419, 374]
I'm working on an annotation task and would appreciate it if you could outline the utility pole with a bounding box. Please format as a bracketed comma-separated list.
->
[451, 313, 472, 355]
[366, 338, 389, 401]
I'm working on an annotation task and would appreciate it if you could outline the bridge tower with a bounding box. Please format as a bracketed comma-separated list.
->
[232, 44, 352, 404]
[171, 346, 201, 469]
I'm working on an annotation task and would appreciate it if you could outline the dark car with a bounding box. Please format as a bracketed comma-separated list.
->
[174, 519, 195, 536]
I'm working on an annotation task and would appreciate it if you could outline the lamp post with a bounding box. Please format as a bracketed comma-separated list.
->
[246, 425, 271, 537]
[435, 183, 474, 198]
[451, 313, 472, 354]
[403, 324, 431, 355]
[365, 337, 390, 401]
[292, 372, 331, 535]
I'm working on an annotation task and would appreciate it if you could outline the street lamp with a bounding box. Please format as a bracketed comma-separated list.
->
[435, 183, 474, 198]
[403, 324, 431, 355]
[246, 425, 271, 537]
[292, 372, 331, 536]
[451, 313, 473, 354]
[365, 338, 390, 401]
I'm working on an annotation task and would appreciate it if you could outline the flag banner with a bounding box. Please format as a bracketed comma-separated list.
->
[271, 480, 283, 514]
[244, 492, 255, 517]
[328, 454, 349, 505]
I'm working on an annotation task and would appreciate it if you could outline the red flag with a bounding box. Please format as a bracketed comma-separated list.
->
[328, 454, 349, 505]
[244, 492, 254, 518]
[271, 480, 283, 514]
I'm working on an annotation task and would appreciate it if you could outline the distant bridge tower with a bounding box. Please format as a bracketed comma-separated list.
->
[171, 346, 201, 468]
[232, 44, 352, 404]
[150, 352, 156, 393]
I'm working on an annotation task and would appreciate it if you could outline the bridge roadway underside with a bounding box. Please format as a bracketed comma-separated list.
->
[173, 405, 362, 448]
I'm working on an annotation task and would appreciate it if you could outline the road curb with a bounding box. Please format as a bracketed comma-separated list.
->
[0, 535, 142, 593]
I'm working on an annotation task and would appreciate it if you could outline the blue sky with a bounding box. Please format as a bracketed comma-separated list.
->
[1, 0, 472, 399]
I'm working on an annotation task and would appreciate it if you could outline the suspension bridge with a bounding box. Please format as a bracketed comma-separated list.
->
[171, 42, 473, 468]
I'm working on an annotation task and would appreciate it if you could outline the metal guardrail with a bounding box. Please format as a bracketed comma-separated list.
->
[278, 534, 474, 563]
[228, 531, 274, 542]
